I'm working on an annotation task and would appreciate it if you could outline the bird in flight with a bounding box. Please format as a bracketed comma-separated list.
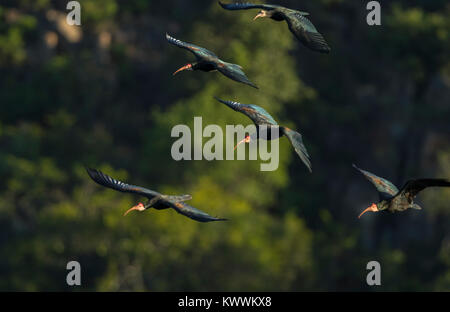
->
[219, 2, 331, 54]
[216, 98, 312, 172]
[166, 33, 258, 88]
[86, 168, 227, 223]
[353, 164, 450, 218]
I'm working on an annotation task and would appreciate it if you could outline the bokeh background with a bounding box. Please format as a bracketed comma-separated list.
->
[0, 0, 449, 291]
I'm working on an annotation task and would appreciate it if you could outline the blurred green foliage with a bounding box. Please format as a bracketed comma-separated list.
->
[0, 0, 449, 291]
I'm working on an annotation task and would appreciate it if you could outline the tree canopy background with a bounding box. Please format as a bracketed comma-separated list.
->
[0, 0, 449, 291]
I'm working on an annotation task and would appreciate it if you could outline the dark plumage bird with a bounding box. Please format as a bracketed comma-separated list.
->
[353, 164, 450, 218]
[86, 168, 227, 223]
[219, 2, 330, 53]
[166, 33, 258, 88]
[216, 98, 312, 172]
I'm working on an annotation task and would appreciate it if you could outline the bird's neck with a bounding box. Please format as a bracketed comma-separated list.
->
[378, 201, 390, 211]
[270, 11, 284, 21]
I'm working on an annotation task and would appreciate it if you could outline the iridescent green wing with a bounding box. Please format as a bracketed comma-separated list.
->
[86, 168, 161, 199]
[165, 200, 227, 223]
[216, 62, 258, 89]
[352, 164, 399, 200]
[215, 98, 276, 125]
[398, 179, 450, 201]
[166, 33, 218, 61]
[283, 11, 331, 53]
[246, 104, 277, 125]
[281, 127, 312, 173]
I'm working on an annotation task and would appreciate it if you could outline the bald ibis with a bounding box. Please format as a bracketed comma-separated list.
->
[166, 33, 258, 89]
[216, 98, 312, 172]
[219, 2, 330, 54]
[86, 168, 227, 222]
[353, 164, 450, 218]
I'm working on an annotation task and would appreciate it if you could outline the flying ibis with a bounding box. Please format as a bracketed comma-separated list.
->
[353, 164, 450, 218]
[219, 2, 331, 53]
[216, 98, 312, 172]
[166, 33, 258, 88]
[86, 168, 227, 223]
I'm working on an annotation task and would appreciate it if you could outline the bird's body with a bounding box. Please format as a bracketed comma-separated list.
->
[219, 2, 330, 53]
[353, 164, 450, 218]
[216, 98, 312, 172]
[86, 168, 227, 222]
[166, 34, 258, 88]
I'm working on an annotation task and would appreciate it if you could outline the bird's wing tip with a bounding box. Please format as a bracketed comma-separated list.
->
[86, 167, 102, 180]
[214, 97, 227, 104]
[86, 167, 97, 174]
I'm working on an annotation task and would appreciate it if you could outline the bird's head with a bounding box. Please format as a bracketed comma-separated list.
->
[124, 202, 146, 216]
[173, 63, 193, 76]
[234, 135, 251, 151]
[254, 10, 269, 20]
[358, 203, 379, 219]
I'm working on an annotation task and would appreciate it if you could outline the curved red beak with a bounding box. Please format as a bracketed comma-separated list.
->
[173, 63, 193, 76]
[253, 11, 266, 20]
[358, 203, 379, 219]
[234, 135, 251, 151]
[124, 202, 145, 216]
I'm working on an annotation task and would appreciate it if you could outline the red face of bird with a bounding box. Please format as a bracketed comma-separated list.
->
[123, 202, 146, 216]
[358, 203, 379, 219]
[173, 63, 193, 76]
[233, 135, 251, 151]
[254, 10, 268, 20]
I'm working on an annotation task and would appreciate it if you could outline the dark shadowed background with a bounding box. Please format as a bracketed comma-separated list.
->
[0, 0, 449, 291]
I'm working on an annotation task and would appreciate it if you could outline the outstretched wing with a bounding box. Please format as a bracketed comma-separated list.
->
[216, 62, 258, 88]
[218, 2, 280, 11]
[281, 127, 312, 173]
[352, 164, 399, 200]
[247, 105, 278, 125]
[398, 179, 450, 201]
[166, 200, 227, 223]
[166, 33, 218, 60]
[215, 98, 276, 125]
[86, 168, 161, 199]
[284, 12, 330, 53]
[165, 194, 192, 202]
